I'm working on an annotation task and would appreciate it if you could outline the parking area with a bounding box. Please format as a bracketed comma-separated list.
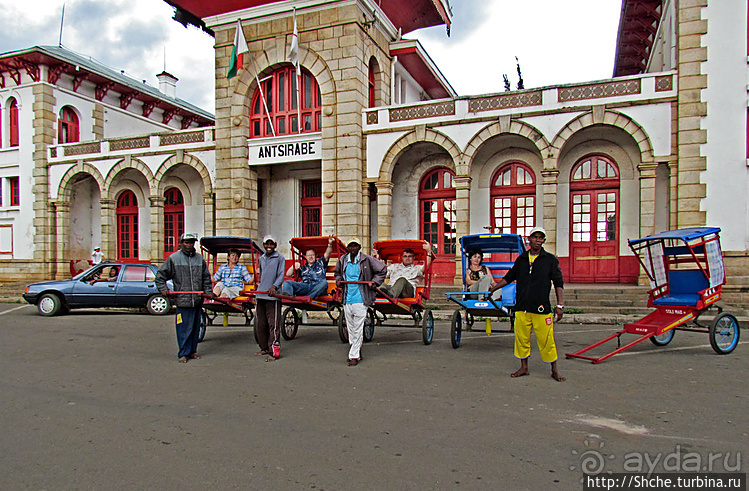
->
[1, 304, 746, 488]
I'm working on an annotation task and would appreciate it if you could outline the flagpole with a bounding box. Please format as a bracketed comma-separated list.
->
[252, 58, 276, 137]
[290, 8, 302, 133]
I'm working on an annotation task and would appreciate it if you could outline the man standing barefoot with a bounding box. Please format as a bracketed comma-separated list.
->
[489, 227, 566, 382]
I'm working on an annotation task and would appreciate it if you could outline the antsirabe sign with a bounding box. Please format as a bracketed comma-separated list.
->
[248, 133, 322, 165]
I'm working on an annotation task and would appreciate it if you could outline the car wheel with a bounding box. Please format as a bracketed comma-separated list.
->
[38, 293, 62, 317]
[146, 294, 171, 315]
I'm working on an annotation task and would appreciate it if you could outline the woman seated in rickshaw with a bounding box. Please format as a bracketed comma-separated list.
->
[212, 248, 253, 299]
[465, 248, 499, 299]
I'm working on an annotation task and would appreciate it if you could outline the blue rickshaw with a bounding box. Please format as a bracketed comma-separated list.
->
[445, 233, 526, 348]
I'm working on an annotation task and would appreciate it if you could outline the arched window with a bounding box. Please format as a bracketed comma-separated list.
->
[249, 66, 321, 138]
[58, 106, 79, 143]
[490, 162, 536, 236]
[419, 168, 457, 257]
[116, 190, 139, 261]
[163, 188, 184, 258]
[8, 98, 19, 147]
[368, 57, 378, 108]
[569, 155, 621, 282]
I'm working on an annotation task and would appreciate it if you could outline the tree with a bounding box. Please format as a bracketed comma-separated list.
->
[503, 74, 511, 92]
[515, 56, 524, 90]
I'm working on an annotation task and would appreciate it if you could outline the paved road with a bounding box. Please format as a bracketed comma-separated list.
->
[1, 304, 746, 489]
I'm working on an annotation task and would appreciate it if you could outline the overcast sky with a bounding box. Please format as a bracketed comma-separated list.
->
[0, 0, 622, 114]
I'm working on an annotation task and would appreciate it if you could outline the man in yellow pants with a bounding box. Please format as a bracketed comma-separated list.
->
[489, 227, 566, 381]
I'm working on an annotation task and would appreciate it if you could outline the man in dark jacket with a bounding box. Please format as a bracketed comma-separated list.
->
[334, 237, 387, 366]
[156, 233, 214, 363]
[489, 227, 566, 381]
[255, 235, 286, 362]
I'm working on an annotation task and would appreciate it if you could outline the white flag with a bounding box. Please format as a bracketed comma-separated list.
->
[289, 8, 300, 77]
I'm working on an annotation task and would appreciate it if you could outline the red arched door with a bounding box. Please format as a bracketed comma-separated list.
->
[490, 162, 536, 236]
[163, 188, 184, 258]
[569, 155, 619, 282]
[116, 190, 139, 261]
[419, 168, 457, 283]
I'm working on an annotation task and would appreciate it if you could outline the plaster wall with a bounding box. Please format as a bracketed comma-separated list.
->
[702, 1, 749, 252]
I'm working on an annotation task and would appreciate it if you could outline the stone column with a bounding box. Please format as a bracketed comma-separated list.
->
[375, 181, 393, 242]
[361, 182, 371, 251]
[100, 198, 116, 262]
[203, 192, 216, 237]
[52, 200, 69, 279]
[541, 168, 559, 253]
[149, 196, 165, 263]
[453, 175, 471, 285]
[637, 161, 658, 239]
[32, 84, 56, 277]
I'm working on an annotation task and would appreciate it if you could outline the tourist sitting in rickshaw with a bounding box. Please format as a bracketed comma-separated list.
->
[281, 236, 335, 298]
[465, 248, 499, 299]
[212, 248, 253, 299]
[379, 242, 432, 299]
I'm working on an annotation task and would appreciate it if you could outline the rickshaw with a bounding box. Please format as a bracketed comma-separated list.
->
[273, 236, 347, 341]
[339, 239, 436, 345]
[444, 233, 526, 349]
[198, 236, 264, 342]
[566, 227, 740, 364]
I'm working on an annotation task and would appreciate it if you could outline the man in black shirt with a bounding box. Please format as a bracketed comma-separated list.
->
[489, 227, 566, 381]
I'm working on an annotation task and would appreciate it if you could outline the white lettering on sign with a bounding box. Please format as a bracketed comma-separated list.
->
[248, 134, 322, 166]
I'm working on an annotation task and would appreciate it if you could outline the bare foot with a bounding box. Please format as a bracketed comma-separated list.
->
[265, 356, 277, 362]
[188, 354, 201, 360]
[511, 367, 529, 378]
[255, 350, 270, 356]
[178, 356, 188, 363]
[551, 372, 566, 382]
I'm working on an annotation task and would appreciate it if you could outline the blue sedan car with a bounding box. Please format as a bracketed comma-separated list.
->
[23, 262, 171, 316]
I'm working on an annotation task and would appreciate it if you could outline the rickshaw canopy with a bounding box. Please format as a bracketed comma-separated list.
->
[289, 236, 346, 257]
[199, 236, 263, 255]
[459, 234, 526, 256]
[373, 239, 433, 263]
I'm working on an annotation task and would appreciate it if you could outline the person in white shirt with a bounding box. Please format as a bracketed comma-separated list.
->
[91, 246, 104, 265]
[379, 243, 432, 299]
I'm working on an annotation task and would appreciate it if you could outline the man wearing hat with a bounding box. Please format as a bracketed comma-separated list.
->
[156, 233, 214, 363]
[255, 235, 286, 361]
[91, 246, 104, 265]
[488, 226, 566, 381]
[334, 238, 387, 366]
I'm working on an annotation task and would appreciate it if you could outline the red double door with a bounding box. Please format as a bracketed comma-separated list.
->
[569, 188, 619, 282]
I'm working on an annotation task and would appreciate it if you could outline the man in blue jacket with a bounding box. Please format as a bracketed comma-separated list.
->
[489, 227, 566, 381]
[156, 233, 214, 363]
[334, 238, 387, 366]
[255, 235, 286, 361]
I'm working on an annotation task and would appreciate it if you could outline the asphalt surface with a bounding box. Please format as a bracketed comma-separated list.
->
[1, 303, 747, 489]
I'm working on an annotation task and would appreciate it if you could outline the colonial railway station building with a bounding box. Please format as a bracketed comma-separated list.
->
[1, 0, 747, 298]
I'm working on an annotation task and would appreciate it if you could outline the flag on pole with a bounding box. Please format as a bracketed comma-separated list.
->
[289, 8, 299, 77]
[289, 8, 302, 132]
[227, 19, 248, 79]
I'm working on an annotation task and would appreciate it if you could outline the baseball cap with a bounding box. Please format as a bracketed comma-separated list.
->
[180, 233, 199, 242]
[346, 237, 361, 247]
[94, 245, 100, 250]
[262, 234, 277, 245]
[528, 227, 546, 237]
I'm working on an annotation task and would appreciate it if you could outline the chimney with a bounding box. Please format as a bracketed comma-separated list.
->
[156, 71, 178, 98]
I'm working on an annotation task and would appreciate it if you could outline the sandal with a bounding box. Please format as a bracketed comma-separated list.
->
[178, 356, 188, 363]
[188, 354, 201, 360]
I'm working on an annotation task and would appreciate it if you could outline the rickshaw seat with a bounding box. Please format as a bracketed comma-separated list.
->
[652, 270, 708, 306]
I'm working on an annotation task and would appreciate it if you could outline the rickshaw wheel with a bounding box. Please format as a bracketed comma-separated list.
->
[337, 311, 348, 343]
[709, 313, 740, 354]
[327, 305, 342, 325]
[253, 316, 259, 345]
[198, 310, 207, 342]
[450, 310, 463, 349]
[363, 308, 376, 343]
[650, 328, 675, 346]
[282, 307, 300, 340]
[421, 308, 434, 345]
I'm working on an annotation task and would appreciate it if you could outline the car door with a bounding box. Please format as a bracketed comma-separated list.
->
[70, 265, 120, 306]
[116, 265, 160, 307]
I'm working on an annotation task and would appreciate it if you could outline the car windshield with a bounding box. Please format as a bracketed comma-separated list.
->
[72, 266, 97, 280]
